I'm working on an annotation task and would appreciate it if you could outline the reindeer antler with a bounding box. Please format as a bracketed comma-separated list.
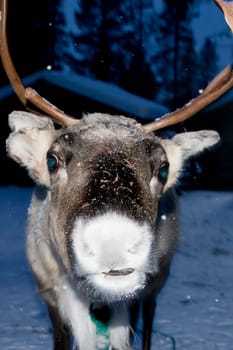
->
[215, 0, 233, 33]
[0, 0, 26, 105]
[142, 64, 233, 133]
[1, 0, 233, 131]
[0, 0, 77, 126]
[142, 0, 233, 133]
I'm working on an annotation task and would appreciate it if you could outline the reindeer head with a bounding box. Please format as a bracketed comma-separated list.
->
[0, 0, 229, 302]
[6, 110, 220, 301]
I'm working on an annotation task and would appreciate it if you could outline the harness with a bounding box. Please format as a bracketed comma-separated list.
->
[90, 303, 111, 350]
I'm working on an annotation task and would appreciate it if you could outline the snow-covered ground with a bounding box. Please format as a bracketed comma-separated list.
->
[0, 186, 232, 349]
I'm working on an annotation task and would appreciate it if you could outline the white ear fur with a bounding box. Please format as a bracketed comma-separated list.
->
[160, 139, 183, 191]
[172, 130, 220, 160]
[6, 111, 56, 186]
[161, 130, 220, 191]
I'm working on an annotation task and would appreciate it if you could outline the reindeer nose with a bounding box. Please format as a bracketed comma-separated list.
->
[72, 211, 152, 273]
[84, 220, 144, 254]
[97, 238, 127, 267]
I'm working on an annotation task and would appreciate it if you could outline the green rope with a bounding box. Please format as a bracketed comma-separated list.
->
[90, 309, 111, 350]
[154, 330, 176, 350]
[90, 303, 176, 350]
[134, 329, 176, 350]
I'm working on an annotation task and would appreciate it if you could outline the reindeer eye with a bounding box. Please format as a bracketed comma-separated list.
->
[158, 162, 169, 184]
[47, 154, 59, 172]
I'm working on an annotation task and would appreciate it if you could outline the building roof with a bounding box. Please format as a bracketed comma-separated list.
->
[0, 69, 169, 122]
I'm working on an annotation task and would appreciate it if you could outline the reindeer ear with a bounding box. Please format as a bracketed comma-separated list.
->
[161, 130, 220, 190]
[172, 130, 221, 160]
[6, 111, 56, 186]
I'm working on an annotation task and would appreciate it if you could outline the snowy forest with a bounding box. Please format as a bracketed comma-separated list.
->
[57, 0, 220, 109]
[1, 0, 224, 111]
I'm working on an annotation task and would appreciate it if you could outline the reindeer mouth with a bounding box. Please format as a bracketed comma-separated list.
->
[103, 268, 135, 276]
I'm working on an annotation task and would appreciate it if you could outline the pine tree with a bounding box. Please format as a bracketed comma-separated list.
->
[93, 1, 136, 83]
[54, 0, 103, 77]
[118, 0, 158, 99]
[1, 0, 58, 86]
[153, 0, 198, 108]
[55, 0, 157, 99]
[197, 38, 219, 90]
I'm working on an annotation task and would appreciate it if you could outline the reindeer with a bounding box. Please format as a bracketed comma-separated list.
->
[1, 0, 232, 349]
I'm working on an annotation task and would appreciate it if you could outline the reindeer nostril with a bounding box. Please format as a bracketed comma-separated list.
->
[128, 248, 136, 254]
[128, 239, 142, 255]
[83, 242, 94, 256]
